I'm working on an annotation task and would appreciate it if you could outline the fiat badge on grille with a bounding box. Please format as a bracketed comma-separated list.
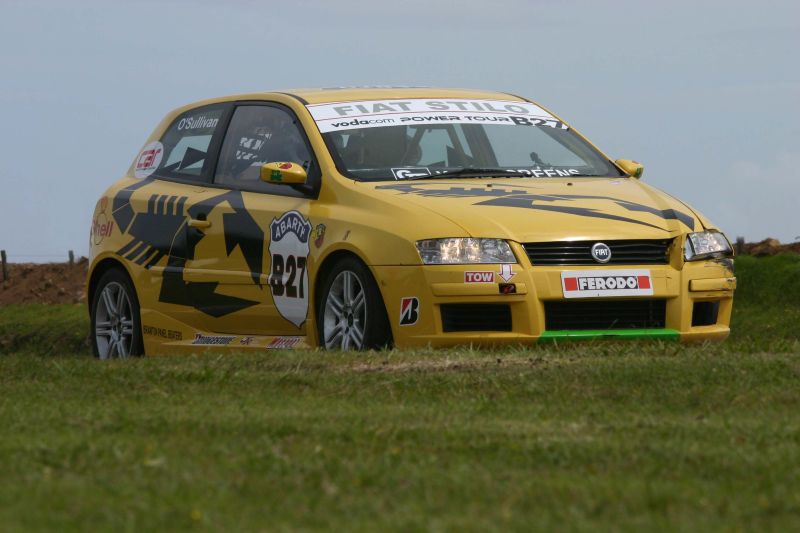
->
[590, 242, 612, 263]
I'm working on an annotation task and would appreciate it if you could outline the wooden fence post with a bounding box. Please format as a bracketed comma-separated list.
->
[735, 237, 745, 255]
[68, 250, 74, 266]
[1, 250, 7, 282]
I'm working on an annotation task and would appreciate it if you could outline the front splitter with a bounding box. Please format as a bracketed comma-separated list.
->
[539, 329, 681, 342]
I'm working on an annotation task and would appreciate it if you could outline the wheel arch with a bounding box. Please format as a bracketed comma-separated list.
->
[87, 255, 146, 357]
[312, 246, 391, 347]
[87, 255, 137, 315]
[313, 247, 369, 311]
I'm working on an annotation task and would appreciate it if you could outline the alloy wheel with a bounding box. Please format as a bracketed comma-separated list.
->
[94, 281, 134, 359]
[322, 270, 367, 350]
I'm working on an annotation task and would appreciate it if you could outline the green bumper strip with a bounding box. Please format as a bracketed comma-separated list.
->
[539, 329, 680, 342]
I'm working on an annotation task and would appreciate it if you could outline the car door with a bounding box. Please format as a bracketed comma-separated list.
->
[112, 103, 233, 330]
[180, 102, 320, 336]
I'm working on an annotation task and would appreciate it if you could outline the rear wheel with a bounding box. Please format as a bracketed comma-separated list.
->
[91, 268, 143, 359]
[318, 257, 391, 350]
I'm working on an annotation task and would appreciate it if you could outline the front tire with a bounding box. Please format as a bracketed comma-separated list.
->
[317, 257, 392, 350]
[91, 268, 144, 359]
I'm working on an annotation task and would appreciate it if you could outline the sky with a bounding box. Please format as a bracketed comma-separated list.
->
[0, 0, 798, 262]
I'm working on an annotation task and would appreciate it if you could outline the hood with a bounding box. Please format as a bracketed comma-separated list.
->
[366, 177, 702, 242]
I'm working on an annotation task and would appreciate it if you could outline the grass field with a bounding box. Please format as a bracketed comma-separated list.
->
[1, 254, 798, 531]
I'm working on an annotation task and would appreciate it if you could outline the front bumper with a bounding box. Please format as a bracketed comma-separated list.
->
[371, 256, 735, 348]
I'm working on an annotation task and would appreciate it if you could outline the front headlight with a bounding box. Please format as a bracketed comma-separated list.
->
[416, 238, 516, 264]
[684, 231, 732, 261]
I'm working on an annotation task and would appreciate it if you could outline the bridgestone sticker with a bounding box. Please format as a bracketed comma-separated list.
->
[306, 99, 567, 133]
[399, 297, 419, 326]
[269, 211, 312, 327]
[134, 141, 163, 178]
[192, 333, 235, 345]
[561, 270, 653, 298]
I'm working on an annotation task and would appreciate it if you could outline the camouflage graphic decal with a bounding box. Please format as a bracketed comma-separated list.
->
[113, 182, 266, 317]
[375, 183, 695, 230]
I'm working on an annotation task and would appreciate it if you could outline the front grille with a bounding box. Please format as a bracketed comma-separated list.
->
[545, 299, 666, 330]
[440, 304, 512, 332]
[524, 239, 672, 266]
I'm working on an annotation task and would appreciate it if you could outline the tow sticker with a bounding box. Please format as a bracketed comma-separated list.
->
[465, 271, 495, 283]
[134, 141, 163, 178]
[499, 264, 515, 282]
[269, 211, 312, 327]
[561, 269, 653, 298]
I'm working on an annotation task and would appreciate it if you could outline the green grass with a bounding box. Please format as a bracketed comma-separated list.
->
[730, 254, 800, 345]
[0, 254, 798, 531]
[0, 303, 88, 355]
[1, 346, 799, 531]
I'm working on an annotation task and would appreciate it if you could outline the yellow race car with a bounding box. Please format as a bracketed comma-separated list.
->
[87, 87, 736, 357]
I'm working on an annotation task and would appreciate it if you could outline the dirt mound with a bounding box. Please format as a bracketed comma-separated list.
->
[0, 258, 88, 305]
[740, 238, 800, 256]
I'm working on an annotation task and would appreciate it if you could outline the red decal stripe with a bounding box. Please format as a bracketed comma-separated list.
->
[564, 277, 578, 291]
[637, 276, 651, 289]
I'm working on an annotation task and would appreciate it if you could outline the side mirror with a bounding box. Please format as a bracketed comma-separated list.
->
[615, 159, 644, 179]
[260, 162, 307, 184]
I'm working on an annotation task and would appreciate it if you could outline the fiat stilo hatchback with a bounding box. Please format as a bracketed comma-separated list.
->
[87, 87, 736, 357]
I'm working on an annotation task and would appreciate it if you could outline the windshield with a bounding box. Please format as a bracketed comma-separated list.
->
[307, 98, 623, 181]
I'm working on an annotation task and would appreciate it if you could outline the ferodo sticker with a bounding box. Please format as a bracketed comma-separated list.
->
[134, 141, 163, 178]
[561, 270, 653, 298]
[306, 99, 566, 133]
[269, 211, 312, 327]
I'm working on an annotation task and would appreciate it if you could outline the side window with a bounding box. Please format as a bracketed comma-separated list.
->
[215, 105, 312, 193]
[144, 104, 226, 182]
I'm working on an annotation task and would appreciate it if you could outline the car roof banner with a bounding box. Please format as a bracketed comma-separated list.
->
[306, 99, 564, 133]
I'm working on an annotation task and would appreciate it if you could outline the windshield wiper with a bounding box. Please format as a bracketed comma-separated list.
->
[408, 167, 524, 180]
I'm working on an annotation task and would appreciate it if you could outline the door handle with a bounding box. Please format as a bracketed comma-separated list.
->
[188, 218, 212, 229]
